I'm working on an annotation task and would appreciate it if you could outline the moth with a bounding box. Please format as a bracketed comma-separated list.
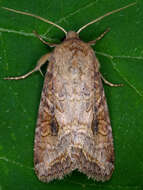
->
[2, 2, 136, 182]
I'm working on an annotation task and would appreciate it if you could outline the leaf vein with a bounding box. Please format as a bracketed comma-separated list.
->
[111, 60, 143, 98]
[44, 0, 98, 35]
[0, 156, 33, 170]
[0, 27, 54, 41]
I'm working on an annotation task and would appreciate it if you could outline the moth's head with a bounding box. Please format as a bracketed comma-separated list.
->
[65, 31, 79, 40]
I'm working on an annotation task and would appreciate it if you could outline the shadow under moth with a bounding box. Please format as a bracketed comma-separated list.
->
[2, 2, 136, 182]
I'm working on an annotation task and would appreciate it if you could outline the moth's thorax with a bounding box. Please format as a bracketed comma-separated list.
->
[65, 31, 79, 40]
[54, 38, 95, 81]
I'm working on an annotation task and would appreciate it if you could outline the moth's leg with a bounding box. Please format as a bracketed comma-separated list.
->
[100, 73, 123, 87]
[88, 28, 110, 46]
[33, 31, 58, 47]
[4, 53, 52, 80]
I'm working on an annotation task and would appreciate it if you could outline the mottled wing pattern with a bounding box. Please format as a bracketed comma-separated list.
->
[34, 38, 114, 183]
[78, 58, 114, 181]
[34, 62, 74, 182]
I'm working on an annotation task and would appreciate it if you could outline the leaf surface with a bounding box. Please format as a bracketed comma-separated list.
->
[0, 0, 142, 189]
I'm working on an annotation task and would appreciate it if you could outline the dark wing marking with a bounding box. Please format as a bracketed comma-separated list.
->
[78, 58, 114, 181]
[34, 62, 74, 182]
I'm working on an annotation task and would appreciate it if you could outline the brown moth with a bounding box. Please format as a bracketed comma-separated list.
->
[2, 2, 136, 182]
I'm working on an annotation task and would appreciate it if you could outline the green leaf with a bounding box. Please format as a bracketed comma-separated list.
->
[0, 0, 142, 189]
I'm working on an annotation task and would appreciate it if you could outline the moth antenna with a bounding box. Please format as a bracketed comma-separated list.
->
[2, 7, 67, 35]
[77, 2, 136, 34]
